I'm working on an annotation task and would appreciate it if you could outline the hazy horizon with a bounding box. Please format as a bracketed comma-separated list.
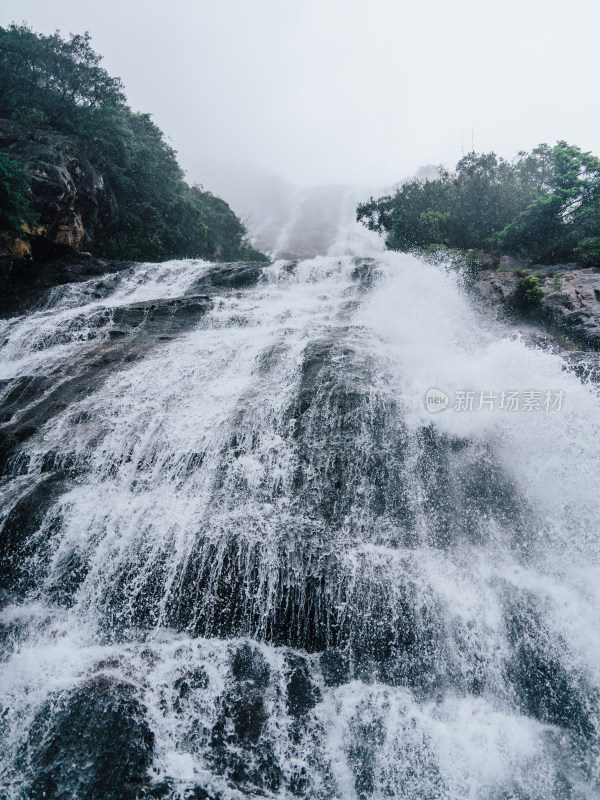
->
[2, 0, 599, 198]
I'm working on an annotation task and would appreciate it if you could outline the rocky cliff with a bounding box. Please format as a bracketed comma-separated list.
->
[0, 118, 118, 261]
[471, 260, 600, 350]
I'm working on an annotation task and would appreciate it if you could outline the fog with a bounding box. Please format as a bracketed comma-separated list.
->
[2, 0, 600, 246]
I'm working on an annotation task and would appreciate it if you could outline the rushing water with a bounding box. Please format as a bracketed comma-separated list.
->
[0, 243, 599, 799]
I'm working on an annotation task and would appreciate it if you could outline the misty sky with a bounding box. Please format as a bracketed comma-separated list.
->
[2, 0, 599, 191]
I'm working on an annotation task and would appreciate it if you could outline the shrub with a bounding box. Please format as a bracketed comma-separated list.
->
[0, 152, 38, 237]
[513, 275, 544, 309]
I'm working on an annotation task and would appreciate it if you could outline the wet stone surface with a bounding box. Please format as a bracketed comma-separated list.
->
[19, 676, 155, 800]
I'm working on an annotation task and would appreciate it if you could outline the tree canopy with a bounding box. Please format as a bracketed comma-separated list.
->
[357, 143, 600, 266]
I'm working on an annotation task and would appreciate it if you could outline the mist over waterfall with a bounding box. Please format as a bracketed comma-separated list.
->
[255, 185, 384, 260]
[197, 170, 386, 260]
[1, 221, 600, 799]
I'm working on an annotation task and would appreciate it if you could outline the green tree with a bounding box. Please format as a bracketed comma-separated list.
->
[495, 142, 600, 264]
[0, 25, 125, 133]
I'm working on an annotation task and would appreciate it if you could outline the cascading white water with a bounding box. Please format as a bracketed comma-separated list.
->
[0, 247, 599, 800]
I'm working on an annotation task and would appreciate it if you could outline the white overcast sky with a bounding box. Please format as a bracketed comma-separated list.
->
[1, 0, 599, 189]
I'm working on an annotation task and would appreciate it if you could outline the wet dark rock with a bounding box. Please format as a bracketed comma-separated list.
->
[256, 341, 289, 376]
[347, 710, 445, 800]
[184, 789, 218, 800]
[0, 474, 66, 598]
[141, 780, 175, 799]
[39, 450, 78, 476]
[160, 535, 343, 652]
[231, 642, 270, 688]
[45, 549, 90, 608]
[209, 643, 281, 794]
[539, 269, 600, 348]
[160, 538, 263, 640]
[110, 296, 212, 336]
[286, 654, 321, 717]
[0, 256, 135, 318]
[227, 645, 270, 744]
[0, 376, 50, 423]
[351, 258, 381, 290]
[289, 336, 414, 527]
[13, 422, 37, 441]
[287, 765, 311, 797]
[469, 267, 520, 306]
[267, 573, 344, 653]
[416, 425, 530, 549]
[183, 666, 210, 691]
[20, 676, 154, 800]
[172, 668, 210, 714]
[187, 262, 264, 294]
[320, 648, 350, 687]
[292, 338, 340, 426]
[562, 351, 600, 385]
[505, 594, 598, 741]
[511, 644, 596, 738]
[232, 688, 269, 745]
[348, 583, 443, 692]
[149, 523, 441, 669]
[348, 716, 385, 800]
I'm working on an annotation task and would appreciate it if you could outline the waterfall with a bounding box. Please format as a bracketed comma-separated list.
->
[0, 247, 599, 799]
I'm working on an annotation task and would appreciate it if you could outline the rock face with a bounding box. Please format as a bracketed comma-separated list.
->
[471, 265, 600, 349]
[21, 676, 155, 800]
[539, 269, 600, 347]
[0, 118, 118, 255]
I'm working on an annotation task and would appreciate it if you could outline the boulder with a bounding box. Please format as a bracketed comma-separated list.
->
[20, 676, 155, 800]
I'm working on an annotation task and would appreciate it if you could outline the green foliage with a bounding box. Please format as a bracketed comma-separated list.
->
[494, 142, 600, 264]
[0, 152, 38, 236]
[358, 142, 600, 267]
[513, 275, 544, 308]
[10, 107, 50, 128]
[0, 25, 125, 134]
[575, 237, 600, 267]
[358, 152, 540, 252]
[0, 24, 266, 263]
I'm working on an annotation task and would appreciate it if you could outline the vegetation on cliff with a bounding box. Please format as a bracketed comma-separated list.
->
[0, 151, 38, 237]
[357, 143, 600, 267]
[0, 24, 266, 263]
